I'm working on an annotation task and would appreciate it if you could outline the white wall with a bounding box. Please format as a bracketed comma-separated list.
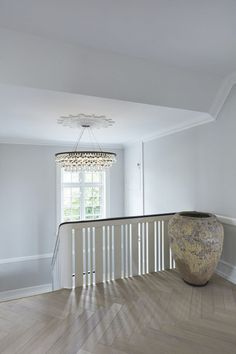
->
[195, 85, 236, 218]
[124, 129, 198, 216]
[125, 85, 236, 216]
[107, 148, 124, 218]
[0, 144, 56, 260]
[143, 129, 197, 214]
[0, 143, 124, 291]
[124, 84, 236, 278]
[195, 85, 236, 274]
[124, 143, 143, 216]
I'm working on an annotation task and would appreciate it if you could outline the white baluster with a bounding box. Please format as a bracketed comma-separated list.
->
[129, 224, 133, 277]
[111, 225, 115, 280]
[74, 229, 83, 287]
[88, 227, 93, 286]
[113, 224, 122, 280]
[148, 221, 155, 273]
[169, 244, 173, 270]
[138, 223, 141, 275]
[121, 225, 124, 278]
[125, 224, 129, 278]
[72, 229, 75, 289]
[106, 225, 110, 281]
[142, 222, 146, 274]
[154, 221, 157, 272]
[92, 227, 95, 285]
[83, 228, 87, 286]
[161, 221, 165, 271]
[131, 223, 139, 277]
[95, 227, 103, 284]
[102, 226, 106, 282]
[146, 222, 149, 273]
[158, 221, 161, 271]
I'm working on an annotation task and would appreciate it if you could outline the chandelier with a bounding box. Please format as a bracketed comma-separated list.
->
[55, 114, 116, 172]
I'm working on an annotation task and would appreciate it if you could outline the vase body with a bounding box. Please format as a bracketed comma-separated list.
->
[168, 211, 224, 286]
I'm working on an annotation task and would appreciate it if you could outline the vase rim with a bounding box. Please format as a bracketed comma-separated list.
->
[178, 211, 213, 219]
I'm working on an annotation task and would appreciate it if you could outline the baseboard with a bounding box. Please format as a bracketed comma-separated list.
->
[216, 260, 236, 284]
[0, 283, 52, 302]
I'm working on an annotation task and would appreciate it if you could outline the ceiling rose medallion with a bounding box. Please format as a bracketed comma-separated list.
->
[55, 114, 116, 172]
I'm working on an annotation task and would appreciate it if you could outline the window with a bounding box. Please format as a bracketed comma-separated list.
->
[61, 170, 106, 222]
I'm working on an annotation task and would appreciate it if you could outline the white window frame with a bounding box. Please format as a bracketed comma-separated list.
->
[56, 167, 110, 226]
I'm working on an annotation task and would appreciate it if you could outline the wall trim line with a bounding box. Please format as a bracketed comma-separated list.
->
[124, 73, 236, 146]
[0, 283, 52, 302]
[0, 253, 53, 265]
[210, 72, 236, 119]
[131, 114, 214, 145]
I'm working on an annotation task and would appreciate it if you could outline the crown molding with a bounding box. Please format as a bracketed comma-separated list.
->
[124, 71, 236, 147]
[210, 71, 236, 119]
[142, 114, 214, 143]
[124, 113, 214, 147]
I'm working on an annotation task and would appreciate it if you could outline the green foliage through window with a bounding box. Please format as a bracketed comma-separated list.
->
[61, 171, 105, 222]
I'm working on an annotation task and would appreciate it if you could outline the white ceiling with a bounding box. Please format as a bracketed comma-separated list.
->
[0, 1, 233, 146]
[0, 84, 212, 146]
[0, 0, 235, 76]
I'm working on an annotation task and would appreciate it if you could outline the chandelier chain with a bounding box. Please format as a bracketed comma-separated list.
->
[89, 126, 102, 152]
[88, 127, 97, 151]
[74, 126, 86, 151]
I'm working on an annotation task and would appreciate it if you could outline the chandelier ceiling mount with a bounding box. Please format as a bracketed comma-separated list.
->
[57, 113, 115, 129]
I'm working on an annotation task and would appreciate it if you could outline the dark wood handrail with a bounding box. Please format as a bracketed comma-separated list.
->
[58, 212, 175, 229]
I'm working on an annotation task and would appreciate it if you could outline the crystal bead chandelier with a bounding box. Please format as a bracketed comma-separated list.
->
[55, 114, 116, 172]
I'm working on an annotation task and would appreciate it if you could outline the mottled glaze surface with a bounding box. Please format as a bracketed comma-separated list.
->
[168, 212, 224, 286]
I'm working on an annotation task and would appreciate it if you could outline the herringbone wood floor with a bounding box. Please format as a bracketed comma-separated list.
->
[0, 270, 236, 354]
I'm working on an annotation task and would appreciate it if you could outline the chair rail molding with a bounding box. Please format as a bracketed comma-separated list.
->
[142, 114, 214, 143]
[216, 214, 236, 227]
[0, 253, 53, 265]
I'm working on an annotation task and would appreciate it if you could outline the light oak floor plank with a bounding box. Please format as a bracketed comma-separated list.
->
[0, 270, 235, 354]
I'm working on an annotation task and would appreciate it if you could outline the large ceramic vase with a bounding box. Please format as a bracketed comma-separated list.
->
[168, 211, 224, 286]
